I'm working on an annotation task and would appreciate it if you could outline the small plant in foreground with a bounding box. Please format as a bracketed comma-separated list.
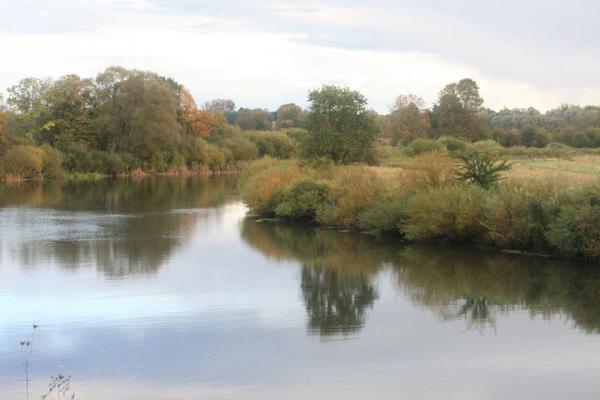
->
[20, 324, 38, 400]
[42, 374, 76, 400]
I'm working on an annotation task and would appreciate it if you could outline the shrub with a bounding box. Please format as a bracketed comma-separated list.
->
[221, 136, 258, 161]
[317, 166, 383, 227]
[274, 177, 332, 221]
[455, 145, 511, 190]
[1, 145, 44, 179]
[406, 139, 444, 156]
[403, 184, 486, 242]
[547, 186, 600, 257]
[484, 180, 571, 250]
[248, 131, 296, 158]
[40, 145, 65, 179]
[437, 136, 470, 155]
[240, 160, 304, 214]
[101, 152, 127, 175]
[358, 195, 407, 235]
[400, 151, 457, 191]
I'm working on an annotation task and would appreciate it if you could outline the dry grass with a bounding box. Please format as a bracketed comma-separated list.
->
[369, 154, 600, 186]
[506, 155, 600, 184]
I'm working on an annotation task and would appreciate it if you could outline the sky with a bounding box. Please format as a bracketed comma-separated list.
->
[1, 0, 599, 113]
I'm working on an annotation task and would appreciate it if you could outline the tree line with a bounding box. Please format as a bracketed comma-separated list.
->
[1, 67, 600, 179]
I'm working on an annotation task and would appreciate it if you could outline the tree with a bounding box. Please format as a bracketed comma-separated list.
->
[235, 108, 271, 130]
[301, 85, 379, 164]
[432, 78, 484, 141]
[94, 67, 182, 169]
[178, 87, 227, 137]
[386, 103, 430, 145]
[39, 74, 98, 149]
[275, 103, 304, 129]
[520, 125, 551, 147]
[6, 77, 52, 139]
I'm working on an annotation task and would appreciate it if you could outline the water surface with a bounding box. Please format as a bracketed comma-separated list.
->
[1, 176, 600, 399]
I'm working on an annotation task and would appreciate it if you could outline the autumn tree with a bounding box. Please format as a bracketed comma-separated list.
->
[275, 103, 305, 129]
[386, 94, 430, 145]
[432, 78, 484, 141]
[301, 85, 379, 164]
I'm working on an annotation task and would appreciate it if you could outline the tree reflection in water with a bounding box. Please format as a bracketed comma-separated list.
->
[241, 218, 600, 336]
[0, 176, 238, 276]
[301, 266, 378, 336]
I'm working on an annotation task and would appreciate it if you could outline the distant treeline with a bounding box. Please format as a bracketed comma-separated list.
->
[1, 67, 599, 180]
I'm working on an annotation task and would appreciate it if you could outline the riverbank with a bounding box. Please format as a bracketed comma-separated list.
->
[240, 157, 600, 260]
[0, 161, 249, 183]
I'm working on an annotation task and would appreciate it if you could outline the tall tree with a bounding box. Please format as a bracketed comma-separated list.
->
[94, 67, 182, 168]
[302, 85, 379, 164]
[432, 78, 484, 141]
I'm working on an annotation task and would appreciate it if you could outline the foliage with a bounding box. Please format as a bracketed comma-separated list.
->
[547, 187, 600, 257]
[274, 176, 332, 221]
[455, 145, 511, 189]
[400, 151, 457, 191]
[437, 135, 470, 155]
[317, 167, 383, 227]
[358, 195, 407, 234]
[248, 131, 296, 158]
[386, 103, 430, 145]
[275, 103, 305, 129]
[300, 85, 379, 164]
[431, 78, 484, 141]
[484, 180, 571, 250]
[403, 184, 486, 242]
[406, 138, 444, 155]
[2, 145, 45, 179]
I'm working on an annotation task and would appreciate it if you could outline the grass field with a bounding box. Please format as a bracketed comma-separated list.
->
[373, 152, 600, 184]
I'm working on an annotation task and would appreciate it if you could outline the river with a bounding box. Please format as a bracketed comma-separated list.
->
[1, 176, 599, 399]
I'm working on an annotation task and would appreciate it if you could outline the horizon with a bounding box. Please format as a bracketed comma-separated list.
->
[1, 0, 600, 113]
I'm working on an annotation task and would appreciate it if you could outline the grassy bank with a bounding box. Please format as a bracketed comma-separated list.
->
[240, 156, 600, 260]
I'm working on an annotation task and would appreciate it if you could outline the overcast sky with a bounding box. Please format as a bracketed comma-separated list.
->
[1, 0, 599, 112]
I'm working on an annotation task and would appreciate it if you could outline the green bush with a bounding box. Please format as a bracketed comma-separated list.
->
[358, 195, 407, 235]
[403, 184, 486, 242]
[437, 136, 470, 155]
[406, 139, 444, 156]
[248, 131, 296, 158]
[274, 177, 332, 221]
[222, 136, 259, 161]
[547, 187, 600, 257]
[456, 145, 511, 189]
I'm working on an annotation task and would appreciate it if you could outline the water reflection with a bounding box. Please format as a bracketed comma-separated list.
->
[0, 176, 238, 276]
[241, 218, 600, 334]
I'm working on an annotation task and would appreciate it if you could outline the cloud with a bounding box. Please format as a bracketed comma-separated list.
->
[0, 0, 599, 112]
